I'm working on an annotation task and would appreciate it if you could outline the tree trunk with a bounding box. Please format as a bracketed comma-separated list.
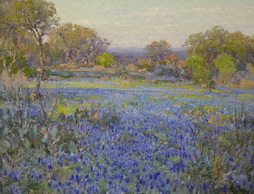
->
[36, 37, 44, 94]
[3, 58, 12, 77]
[39, 38, 44, 80]
[68, 49, 73, 64]
[76, 48, 80, 63]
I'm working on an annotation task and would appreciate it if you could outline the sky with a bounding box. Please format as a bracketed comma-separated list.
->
[49, 0, 254, 48]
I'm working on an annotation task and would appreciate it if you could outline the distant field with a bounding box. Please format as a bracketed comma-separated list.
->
[28, 76, 254, 111]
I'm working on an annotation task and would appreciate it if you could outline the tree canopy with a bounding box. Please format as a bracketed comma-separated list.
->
[184, 26, 254, 87]
[48, 23, 110, 64]
[145, 40, 172, 62]
[4, 0, 59, 84]
[0, 0, 110, 87]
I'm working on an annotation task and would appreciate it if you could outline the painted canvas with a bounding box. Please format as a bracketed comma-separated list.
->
[1, 0, 254, 193]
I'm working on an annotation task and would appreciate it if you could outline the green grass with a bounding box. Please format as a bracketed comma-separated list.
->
[84, 95, 104, 100]
[163, 93, 212, 99]
[26, 81, 105, 89]
[238, 93, 254, 99]
[62, 81, 104, 88]
[57, 104, 76, 114]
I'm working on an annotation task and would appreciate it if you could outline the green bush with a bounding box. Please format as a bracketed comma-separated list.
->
[95, 52, 114, 67]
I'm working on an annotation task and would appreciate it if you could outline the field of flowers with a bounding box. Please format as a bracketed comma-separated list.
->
[1, 76, 254, 193]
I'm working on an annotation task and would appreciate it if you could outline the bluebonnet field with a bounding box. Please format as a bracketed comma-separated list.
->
[0, 76, 254, 193]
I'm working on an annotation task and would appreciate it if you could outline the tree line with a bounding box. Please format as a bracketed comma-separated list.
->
[0, 0, 110, 90]
[1, 0, 254, 88]
[137, 27, 254, 87]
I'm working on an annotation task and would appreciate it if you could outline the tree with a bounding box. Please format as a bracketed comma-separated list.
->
[214, 53, 235, 75]
[83, 35, 110, 64]
[213, 53, 235, 83]
[137, 58, 154, 72]
[0, 37, 28, 77]
[48, 23, 109, 64]
[145, 40, 172, 62]
[95, 52, 114, 67]
[9, 0, 58, 85]
[0, 0, 34, 77]
[222, 31, 253, 71]
[184, 26, 254, 87]
[186, 53, 211, 86]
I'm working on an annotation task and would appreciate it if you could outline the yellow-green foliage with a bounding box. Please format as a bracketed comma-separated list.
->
[182, 85, 205, 92]
[238, 93, 254, 99]
[186, 53, 210, 84]
[113, 80, 135, 88]
[247, 63, 254, 73]
[186, 94, 212, 99]
[95, 52, 114, 67]
[65, 81, 104, 88]
[203, 105, 222, 112]
[164, 93, 212, 99]
[84, 95, 104, 100]
[123, 101, 139, 107]
[57, 104, 74, 114]
[219, 114, 230, 121]
[145, 96, 165, 101]
[214, 53, 235, 75]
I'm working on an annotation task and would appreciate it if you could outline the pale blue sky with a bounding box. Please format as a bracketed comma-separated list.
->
[50, 0, 254, 48]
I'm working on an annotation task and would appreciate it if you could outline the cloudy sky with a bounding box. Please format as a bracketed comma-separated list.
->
[50, 0, 254, 48]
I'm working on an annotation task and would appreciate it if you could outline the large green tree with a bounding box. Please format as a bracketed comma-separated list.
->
[8, 0, 58, 84]
[145, 40, 172, 62]
[48, 23, 109, 64]
[184, 26, 254, 86]
[0, 0, 31, 77]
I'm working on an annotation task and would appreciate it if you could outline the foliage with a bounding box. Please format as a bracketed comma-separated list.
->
[153, 63, 183, 77]
[125, 63, 139, 72]
[95, 52, 114, 67]
[0, 1, 33, 78]
[0, 44, 26, 76]
[48, 23, 110, 64]
[0, 37, 37, 78]
[186, 53, 214, 87]
[44, 70, 74, 79]
[185, 26, 254, 87]
[214, 53, 235, 75]
[8, 0, 59, 80]
[145, 40, 172, 62]
[213, 53, 236, 83]
[114, 65, 129, 78]
[137, 58, 155, 71]
[44, 43, 64, 65]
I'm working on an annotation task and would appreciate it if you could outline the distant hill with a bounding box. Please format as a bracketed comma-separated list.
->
[107, 47, 145, 65]
[173, 48, 188, 59]
[107, 47, 146, 55]
[107, 47, 188, 65]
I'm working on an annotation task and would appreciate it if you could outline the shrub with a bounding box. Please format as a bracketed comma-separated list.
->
[125, 63, 139, 72]
[153, 63, 183, 77]
[137, 58, 155, 72]
[95, 52, 114, 67]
